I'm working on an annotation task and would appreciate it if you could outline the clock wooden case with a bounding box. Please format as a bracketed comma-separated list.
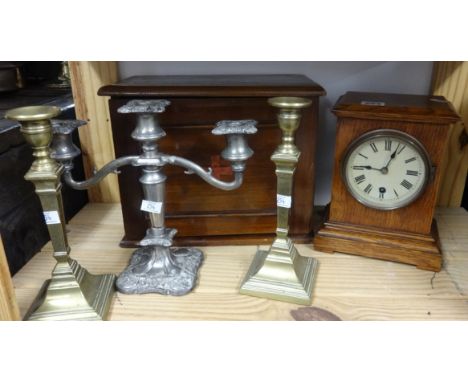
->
[314, 92, 460, 271]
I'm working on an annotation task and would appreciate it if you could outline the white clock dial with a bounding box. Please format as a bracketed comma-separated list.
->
[342, 129, 431, 210]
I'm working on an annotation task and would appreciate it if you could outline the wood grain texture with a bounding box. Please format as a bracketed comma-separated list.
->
[0, 236, 20, 320]
[314, 217, 442, 271]
[327, 118, 449, 235]
[315, 92, 460, 270]
[98, 74, 326, 98]
[333, 91, 460, 124]
[11, 203, 468, 320]
[68, 61, 120, 202]
[431, 61, 468, 207]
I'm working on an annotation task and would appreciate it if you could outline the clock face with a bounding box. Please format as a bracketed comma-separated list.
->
[342, 129, 431, 210]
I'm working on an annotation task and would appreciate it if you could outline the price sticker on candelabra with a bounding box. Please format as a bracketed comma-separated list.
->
[141, 200, 163, 214]
[43, 210, 61, 225]
[277, 194, 292, 208]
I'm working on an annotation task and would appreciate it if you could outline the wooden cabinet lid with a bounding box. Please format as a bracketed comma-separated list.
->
[98, 74, 326, 98]
[333, 91, 460, 124]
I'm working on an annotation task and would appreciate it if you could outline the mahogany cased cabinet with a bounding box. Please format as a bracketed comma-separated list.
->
[98, 75, 326, 247]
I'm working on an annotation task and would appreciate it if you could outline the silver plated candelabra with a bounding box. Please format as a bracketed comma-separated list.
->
[50, 99, 257, 295]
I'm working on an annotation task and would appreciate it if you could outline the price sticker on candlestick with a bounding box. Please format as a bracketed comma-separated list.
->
[43, 211, 61, 225]
[277, 194, 292, 208]
[141, 200, 163, 214]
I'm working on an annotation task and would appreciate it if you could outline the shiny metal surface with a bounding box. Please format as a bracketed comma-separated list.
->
[59, 99, 256, 295]
[62, 156, 139, 189]
[48, 61, 71, 89]
[140, 167, 166, 229]
[211, 119, 258, 135]
[161, 155, 244, 190]
[51, 119, 87, 134]
[5, 106, 115, 321]
[117, 99, 170, 114]
[50, 119, 87, 162]
[212, 120, 257, 168]
[240, 97, 319, 305]
[116, 246, 203, 295]
[132, 114, 166, 142]
[5, 105, 61, 122]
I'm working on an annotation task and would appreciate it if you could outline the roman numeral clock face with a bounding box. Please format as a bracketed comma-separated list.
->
[342, 129, 431, 210]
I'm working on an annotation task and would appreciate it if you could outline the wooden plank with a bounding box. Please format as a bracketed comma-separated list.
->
[0, 236, 20, 320]
[11, 204, 468, 320]
[68, 61, 120, 202]
[432, 61, 468, 207]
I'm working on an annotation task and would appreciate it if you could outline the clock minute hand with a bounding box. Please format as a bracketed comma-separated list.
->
[382, 148, 398, 170]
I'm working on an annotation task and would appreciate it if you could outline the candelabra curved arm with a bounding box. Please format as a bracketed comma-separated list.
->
[62, 155, 139, 190]
[161, 155, 244, 191]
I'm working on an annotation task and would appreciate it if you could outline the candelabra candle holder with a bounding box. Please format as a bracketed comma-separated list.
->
[239, 97, 319, 305]
[53, 99, 257, 295]
[5, 106, 116, 320]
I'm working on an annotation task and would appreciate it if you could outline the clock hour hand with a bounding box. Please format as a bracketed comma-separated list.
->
[353, 165, 382, 171]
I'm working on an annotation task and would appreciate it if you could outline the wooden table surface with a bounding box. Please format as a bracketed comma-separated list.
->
[12, 204, 468, 320]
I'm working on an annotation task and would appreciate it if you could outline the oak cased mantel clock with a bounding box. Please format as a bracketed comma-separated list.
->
[314, 92, 460, 271]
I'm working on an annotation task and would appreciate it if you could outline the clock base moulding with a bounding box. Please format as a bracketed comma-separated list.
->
[314, 216, 442, 272]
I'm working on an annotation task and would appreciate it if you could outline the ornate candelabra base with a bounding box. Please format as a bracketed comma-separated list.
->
[116, 227, 203, 295]
[240, 240, 318, 305]
[24, 259, 116, 321]
[117, 247, 203, 295]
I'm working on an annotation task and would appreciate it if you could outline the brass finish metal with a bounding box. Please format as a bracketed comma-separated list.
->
[239, 97, 319, 305]
[5, 106, 115, 320]
[48, 61, 71, 88]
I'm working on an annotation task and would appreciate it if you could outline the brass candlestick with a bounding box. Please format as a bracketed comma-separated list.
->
[48, 61, 71, 88]
[239, 97, 319, 305]
[5, 106, 116, 320]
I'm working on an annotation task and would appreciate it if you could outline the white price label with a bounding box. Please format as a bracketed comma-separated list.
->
[277, 194, 292, 208]
[141, 200, 162, 214]
[43, 211, 61, 225]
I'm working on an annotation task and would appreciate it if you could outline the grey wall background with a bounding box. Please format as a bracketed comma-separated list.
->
[118, 61, 434, 205]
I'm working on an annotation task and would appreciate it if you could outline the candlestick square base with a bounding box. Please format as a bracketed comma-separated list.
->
[24, 259, 116, 321]
[239, 246, 318, 305]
